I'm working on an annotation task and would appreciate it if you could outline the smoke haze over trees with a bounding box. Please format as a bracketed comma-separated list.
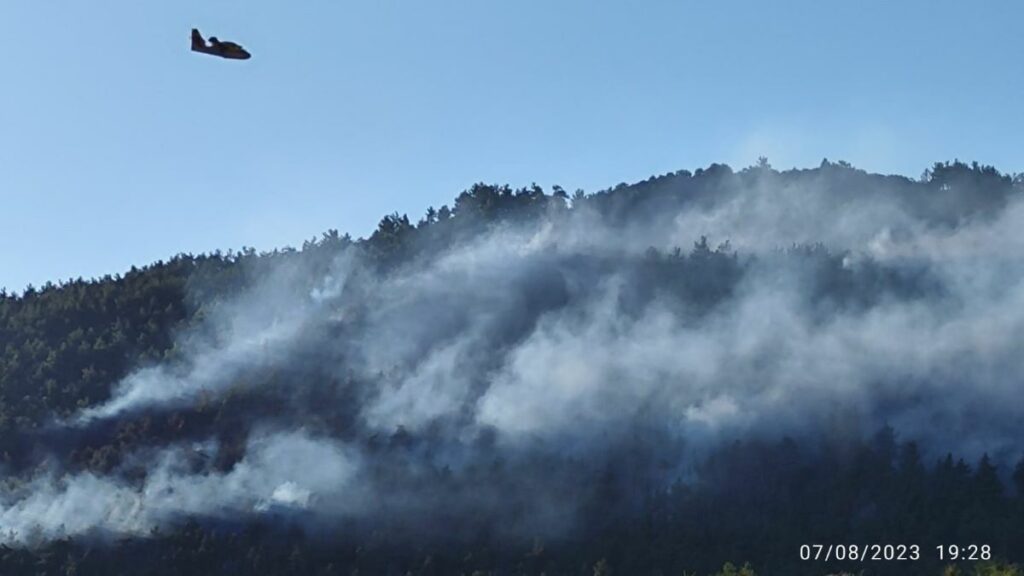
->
[2, 159, 1024, 575]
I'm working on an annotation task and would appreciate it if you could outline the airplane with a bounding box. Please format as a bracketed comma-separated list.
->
[191, 28, 251, 60]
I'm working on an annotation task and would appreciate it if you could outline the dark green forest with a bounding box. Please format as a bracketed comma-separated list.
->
[2, 160, 1024, 575]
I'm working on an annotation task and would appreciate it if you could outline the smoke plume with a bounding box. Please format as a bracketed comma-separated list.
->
[3, 162, 1022, 545]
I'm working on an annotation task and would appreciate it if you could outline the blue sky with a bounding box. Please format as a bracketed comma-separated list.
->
[1, 1, 1022, 292]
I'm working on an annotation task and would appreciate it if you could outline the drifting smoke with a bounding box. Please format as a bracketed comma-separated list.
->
[1, 431, 360, 543]
[3, 162, 1023, 545]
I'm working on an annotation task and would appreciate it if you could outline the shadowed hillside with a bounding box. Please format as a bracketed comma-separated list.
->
[2, 160, 1024, 575]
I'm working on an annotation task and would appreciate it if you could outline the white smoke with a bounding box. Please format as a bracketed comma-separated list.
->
[0, 430, 360, 545]
[4, 164, 1024, 543]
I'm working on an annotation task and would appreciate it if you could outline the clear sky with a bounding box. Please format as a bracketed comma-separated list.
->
[1, 1, 1022, 292]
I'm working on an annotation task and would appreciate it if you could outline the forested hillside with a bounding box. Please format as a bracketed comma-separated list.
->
[2, 160, 1024, 575]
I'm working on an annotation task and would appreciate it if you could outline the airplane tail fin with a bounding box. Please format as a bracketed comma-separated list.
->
[191, 28, 206, 51]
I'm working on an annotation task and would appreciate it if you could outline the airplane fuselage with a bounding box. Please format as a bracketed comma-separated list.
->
[192, 45, 252, 60]
[191, 29, 251, 60]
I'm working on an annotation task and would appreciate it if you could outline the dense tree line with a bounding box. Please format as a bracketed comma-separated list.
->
[2, 160, 1023, 575]
[2, 431, 1024, 575]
